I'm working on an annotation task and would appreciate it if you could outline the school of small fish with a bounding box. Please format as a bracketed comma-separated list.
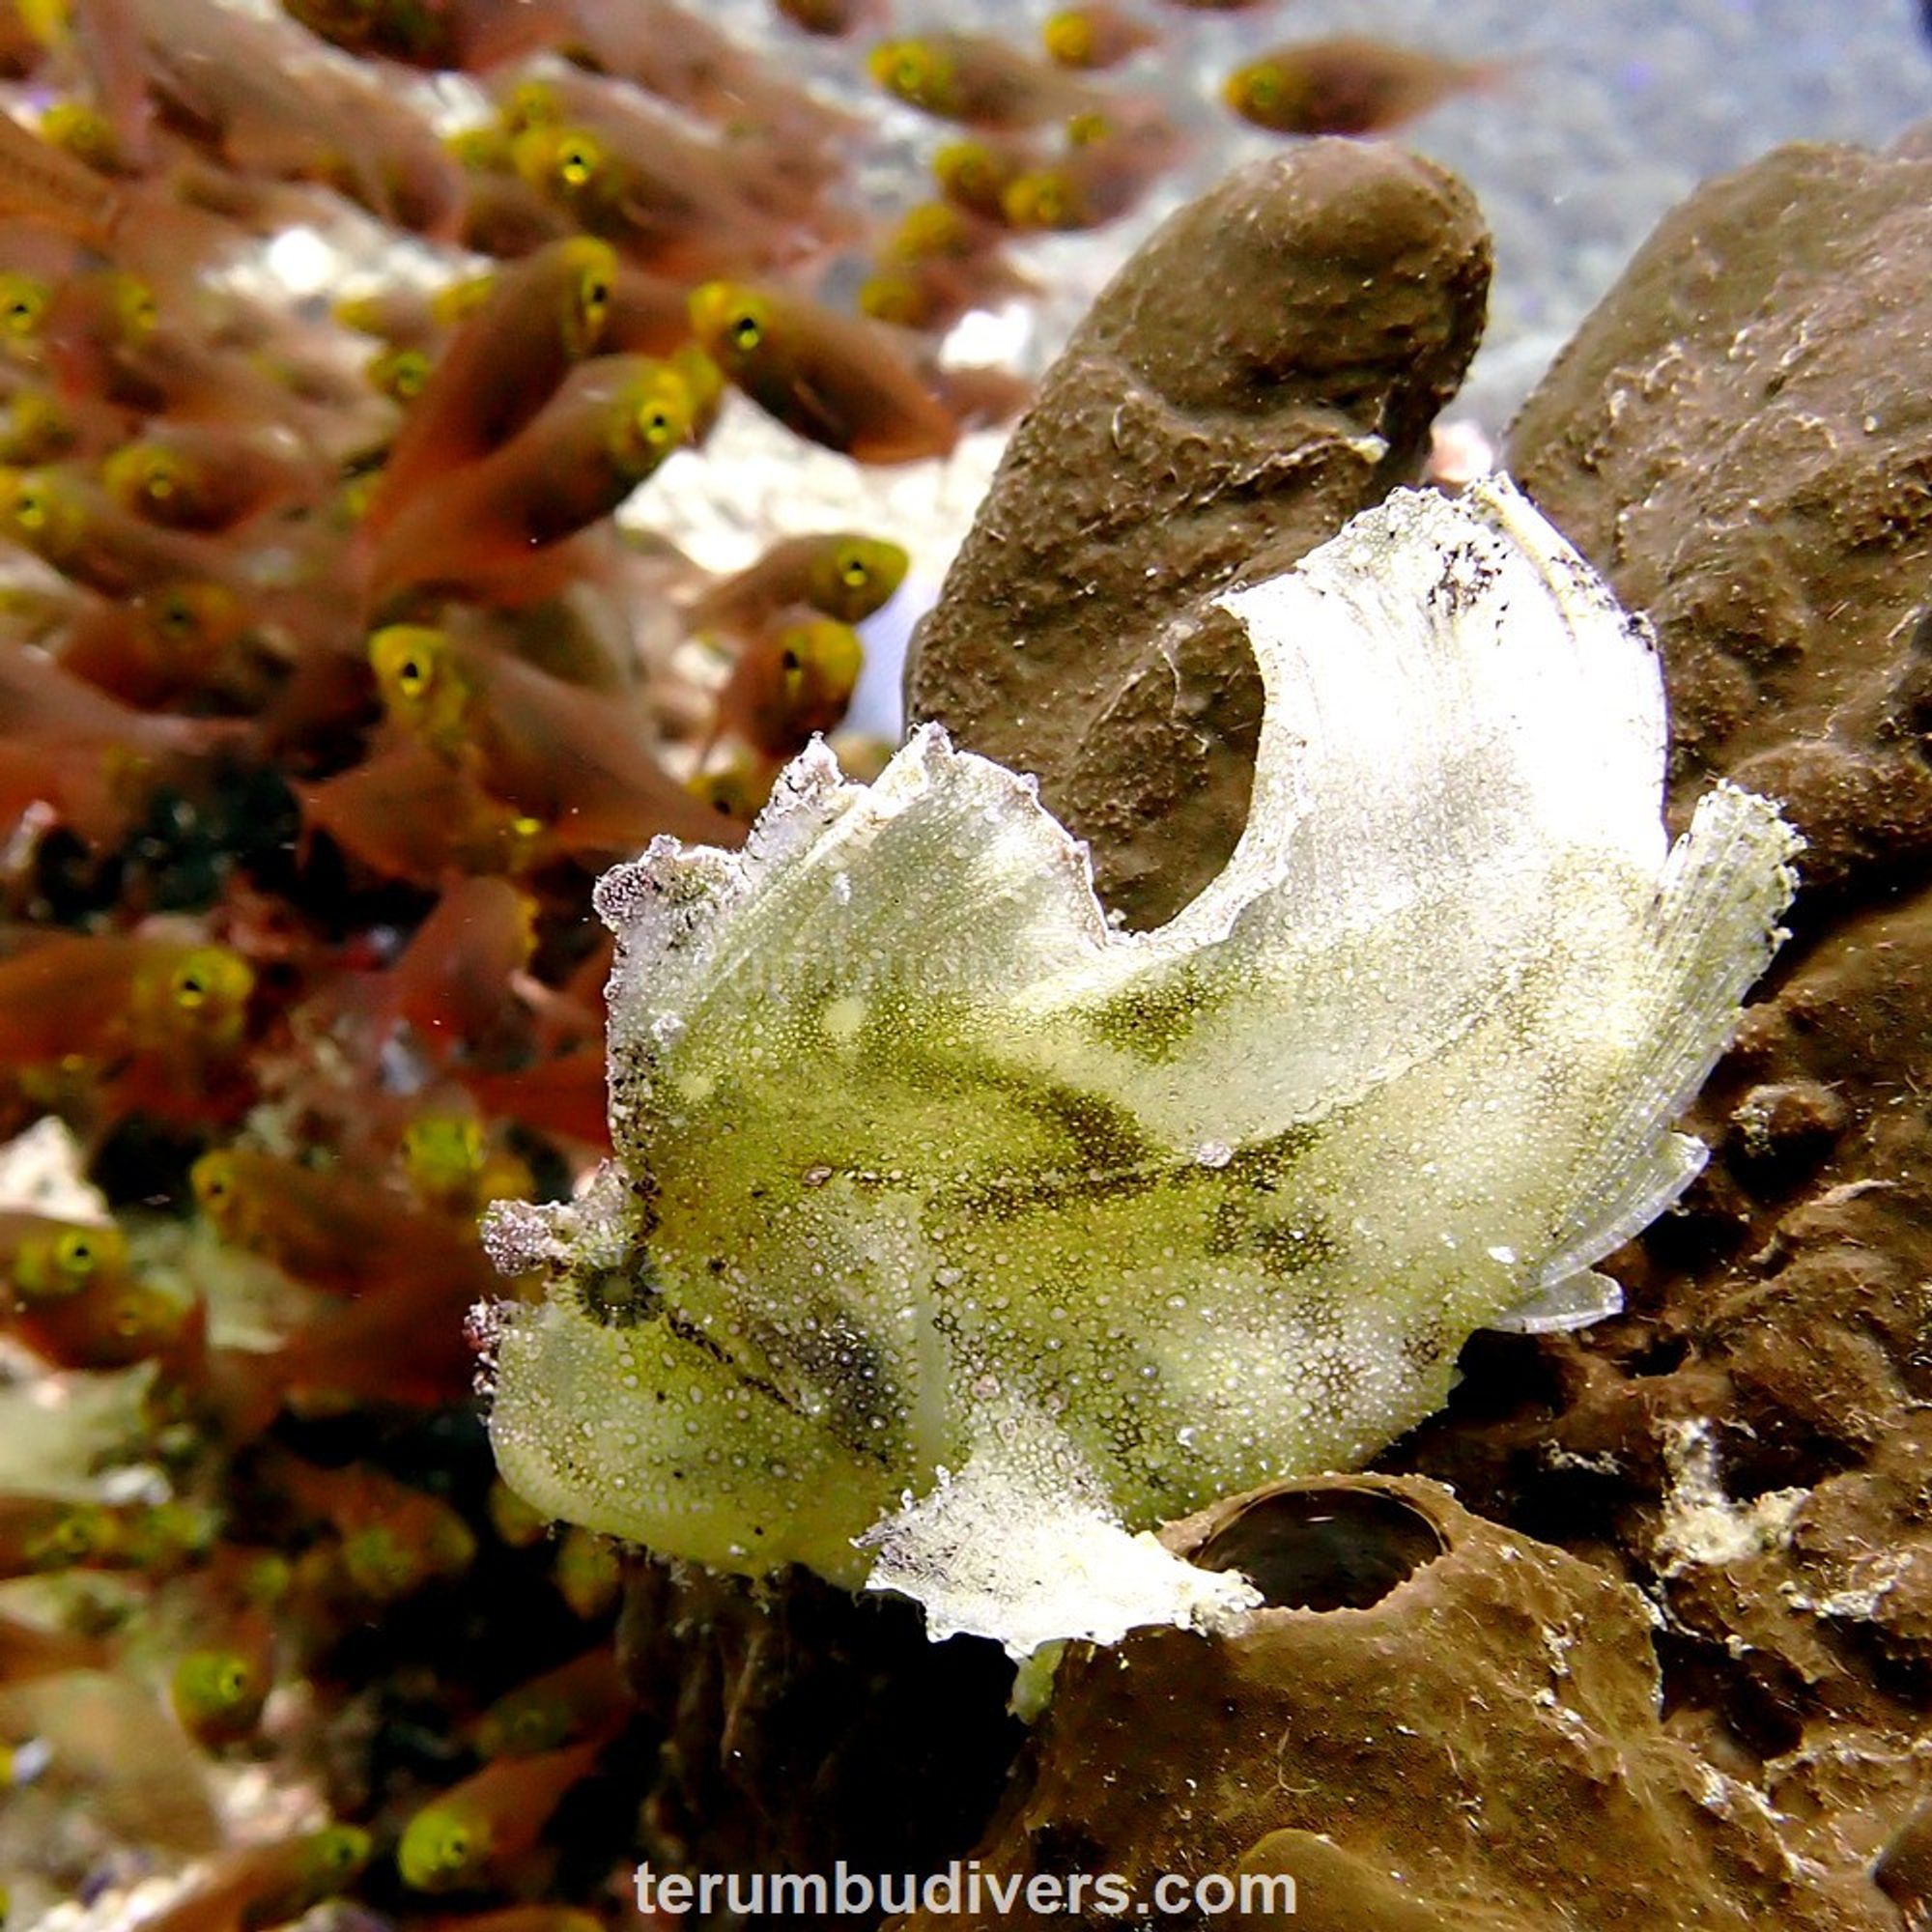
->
[0, 0, 1512, 1920]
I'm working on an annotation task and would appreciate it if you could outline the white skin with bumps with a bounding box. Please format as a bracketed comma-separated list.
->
[481, 476, 1799, 1657]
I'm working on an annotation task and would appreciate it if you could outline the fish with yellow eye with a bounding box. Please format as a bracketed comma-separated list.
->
[99, 423, 314, 531]
[0, 385, 94, 466]
[684, 530, 908, 640]
[1223, 37, 1505, 138]
[358, 235, 617, 541]
[367, 622, 731, 853]
[706, 611, 865, 762]
[365, 353, 696, 605]
[294, 737, 555, 888]
[38, 98, 132, 176]
[122, 1826, 372, 1932]
[859, 202, 1036, 331]
[168, 1613, 271, 1748]
[0, 1496, 126, 1577]
[472, 1644, 629, 1758]
[688, 280, 987, 465]
[1042, 3, 1158, 70]
[931, 131, 1043, 223]
[365, 342, 431, 405]
[8, 1268, 202, 1371]
[191, 1145, 499, 1300]
[397, 1739, 603, 1892]
[0, 269, 52, 351]
[54, 580, 250, 708]
[867, 32, 1104, 127]
[1, 1211, 127, 1304]
[0, 105, 128, 245]
[503, 67, 834, 230]
[508, 123, 800, 283]
[398, 1109, 533, 1217]
[269, 1457, 478, 1603]
[1002, 111, 1181, 232]
[0, 465, 242, 598]
[0, 931, 253, 1083]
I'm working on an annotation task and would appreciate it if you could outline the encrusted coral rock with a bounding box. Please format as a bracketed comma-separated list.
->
[1511, 140, 1932, 910]
[1379, 134, 1932, 1903]
[904, 141, 1492, 927]
[892, 1475, 1901, 1932]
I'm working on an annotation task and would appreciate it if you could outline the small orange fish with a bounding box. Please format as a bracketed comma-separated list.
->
[272, 1456, 478, 1601]
[221, 1257, 488, 1420]
[54, 581, 250, 708]
[365, 875, 539, 1057]
[472, 1644, 629, 1757]
[397, 1740, 603, 1891]
[685, 531, 908, 639]
[396, 1107, 533, 1215]
[504, 69, 831, 233]
[0, 1495, 125, 1577]
[99, 421, 313, 530]
[508, 125, 804, 283]
[0, 465, 239, 597]
[931, 132, 1041, 224]
[1002, 113, 1180, 230]
[9, 1268, 203, 1372]
[868, 33, 1102, 127]
[358, 236, 617, 543]
[1042, 3, 1158, 71]
[1224, 37, 1504, 138]
[458, 1041, 611, 1148]
[0, 107, 127, 246]
[688, 280, 972, 465]
[707, 611, 864, 761]
[191, 1145, 497, 1300]
[168, 1610, 272, 1747]
[124, 1826, 371, 1932]
[0, 1208, 127, 1303]
[0, 929, 253, 1072]
[368, 623, 730, 853]
[366, 353, 696, 604]
[296, 738, 554, 887]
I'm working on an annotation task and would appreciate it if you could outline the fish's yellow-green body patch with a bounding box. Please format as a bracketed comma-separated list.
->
[481, 477, 1799, 1657]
